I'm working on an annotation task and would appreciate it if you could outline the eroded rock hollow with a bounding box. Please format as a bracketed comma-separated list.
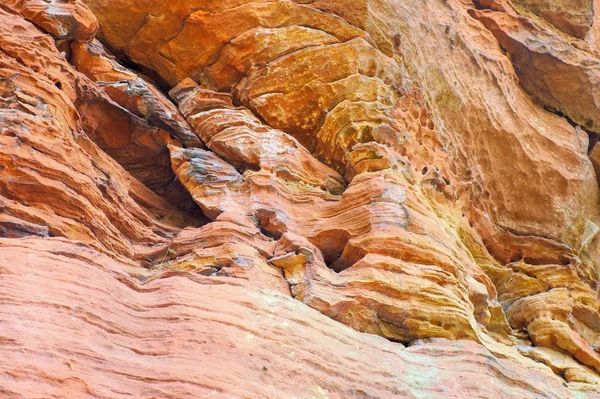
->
[2, 0, 600, 397]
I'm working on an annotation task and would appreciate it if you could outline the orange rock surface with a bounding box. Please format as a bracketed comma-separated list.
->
[3, 0, 600, 397]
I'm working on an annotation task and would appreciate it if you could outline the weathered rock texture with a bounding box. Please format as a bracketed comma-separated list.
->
[3, 0, 600, 397]
[512, 0, 594, 38]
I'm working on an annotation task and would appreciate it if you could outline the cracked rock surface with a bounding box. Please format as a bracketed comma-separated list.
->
[3, 0, 600, 397]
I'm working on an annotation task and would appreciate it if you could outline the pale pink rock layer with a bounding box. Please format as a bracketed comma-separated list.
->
[2, 0, 600, 397]
[0, 237, 592, 399]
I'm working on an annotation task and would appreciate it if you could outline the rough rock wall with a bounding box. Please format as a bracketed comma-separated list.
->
[2, 0, 600, 397]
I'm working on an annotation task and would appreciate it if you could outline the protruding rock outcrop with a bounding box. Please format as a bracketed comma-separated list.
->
[0, 8, 196, 257]
[471, 5, 600, 134]
[517, 0, 594, 38]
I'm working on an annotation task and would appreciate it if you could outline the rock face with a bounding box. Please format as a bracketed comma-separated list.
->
[471, 3, 600, 134]
[512, 0, 595, 38]
[3, 0, 600, 397]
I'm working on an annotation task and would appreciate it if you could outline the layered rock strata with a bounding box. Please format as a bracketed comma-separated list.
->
[2, 0, 600, 397]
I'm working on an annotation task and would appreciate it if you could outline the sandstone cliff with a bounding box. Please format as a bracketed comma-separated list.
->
[2, 0, 600, 397]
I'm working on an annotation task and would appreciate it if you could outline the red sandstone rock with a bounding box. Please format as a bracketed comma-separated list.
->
[2, 237, 594, 399]
[471, 6, 600, 134]
[0, 8, 195, 258]
[2, 0, 600, 396]
[70, 40, 202, 149]
[512, 0, 595, 38]
[0, 0, 98, 42]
